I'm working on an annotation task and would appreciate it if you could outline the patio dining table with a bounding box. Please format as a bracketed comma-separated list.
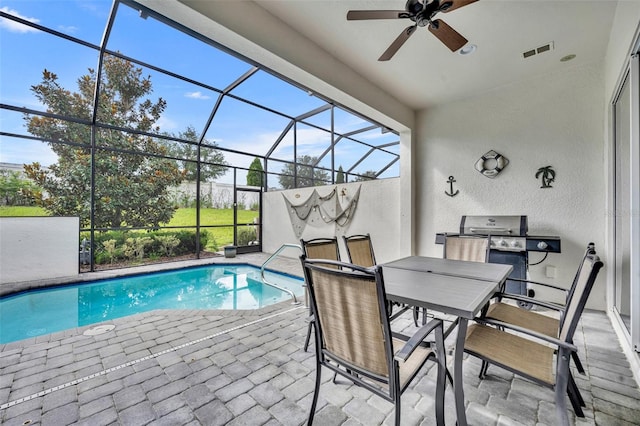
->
[382, 256, 513, 426]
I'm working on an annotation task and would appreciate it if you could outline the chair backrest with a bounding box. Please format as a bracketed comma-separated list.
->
[565, 242, 596, 305]
[443, 235, 489, 263]
[301, 257, 393, 380]
[301, 237, 341, 264]
[558, 252, 603, 343]
[343, 234, 376, 267]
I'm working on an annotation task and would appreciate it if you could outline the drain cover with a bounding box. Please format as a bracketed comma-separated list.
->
[83, 324, 116, 336]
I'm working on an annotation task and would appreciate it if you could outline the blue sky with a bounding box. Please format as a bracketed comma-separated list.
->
[0, 0, 399, 183]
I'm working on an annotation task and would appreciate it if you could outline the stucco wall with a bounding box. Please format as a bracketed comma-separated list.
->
[0, 217, 79, 284]
[263, 179, 400, 263]
[415, 61, 607, 309]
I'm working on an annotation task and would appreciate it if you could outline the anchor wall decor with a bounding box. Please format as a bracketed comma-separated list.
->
[445, 176, 459, 197]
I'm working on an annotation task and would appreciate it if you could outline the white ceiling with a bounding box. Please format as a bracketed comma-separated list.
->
[247, 0, 618, 110]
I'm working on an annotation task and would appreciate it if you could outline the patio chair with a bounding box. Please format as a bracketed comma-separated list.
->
[343, 233, 408, 320]
[443, 234, 490, 263]
[484, 242, 596, 375]
[300, 237, 341, 352]
[414, 234, 490, 325]
[301, 257, 446, 426]
[342, 233, 376, 267]
[464, 252, 603, 426]
[301, 237, 342, 264]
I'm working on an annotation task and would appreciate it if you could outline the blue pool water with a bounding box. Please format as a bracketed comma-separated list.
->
[0, 264, 304, 344]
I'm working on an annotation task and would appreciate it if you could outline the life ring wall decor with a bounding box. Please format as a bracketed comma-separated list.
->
[475, 150, 509, 179]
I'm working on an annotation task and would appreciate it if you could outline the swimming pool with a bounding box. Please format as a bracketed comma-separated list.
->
[0, 264, 304, 344]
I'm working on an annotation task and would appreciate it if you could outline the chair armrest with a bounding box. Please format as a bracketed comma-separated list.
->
[508, 278, 569, 295]
[473, 317, 577, 352]
[394, 319, 443, 362]
[490, 293, 565, 312]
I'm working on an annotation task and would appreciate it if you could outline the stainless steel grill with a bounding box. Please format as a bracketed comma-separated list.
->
[461, 215, 528, 254]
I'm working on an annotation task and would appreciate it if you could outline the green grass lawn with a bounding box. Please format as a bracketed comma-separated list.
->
[0, 206, 47, 216]
[169, 208, 259, 248]
[0, 206, 259, 250]
[169, 208, 258, 226]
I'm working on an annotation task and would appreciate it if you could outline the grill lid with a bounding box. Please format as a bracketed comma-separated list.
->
[460, 215, 528, 236]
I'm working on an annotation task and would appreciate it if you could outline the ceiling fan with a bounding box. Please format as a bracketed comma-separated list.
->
[347, 0, 478, 61]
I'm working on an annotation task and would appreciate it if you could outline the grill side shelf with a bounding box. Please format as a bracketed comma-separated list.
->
[525, 236, 561, 253]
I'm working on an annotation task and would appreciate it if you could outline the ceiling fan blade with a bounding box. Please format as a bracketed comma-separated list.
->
[428, 19, 468, 52]
[439, 0, 479, 13]
[379, 25, 417, 61]
[347, 10, 407, 20]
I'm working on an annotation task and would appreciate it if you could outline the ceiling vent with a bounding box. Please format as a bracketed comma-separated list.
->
[522, 41, 554, 59]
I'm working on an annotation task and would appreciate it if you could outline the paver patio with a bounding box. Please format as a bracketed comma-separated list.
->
[1, 253, 639, 425]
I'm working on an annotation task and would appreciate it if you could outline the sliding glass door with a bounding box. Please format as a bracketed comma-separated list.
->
[612, 51, 639, 353]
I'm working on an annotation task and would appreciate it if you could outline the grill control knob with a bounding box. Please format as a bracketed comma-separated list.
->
[537, 241, 548, 250]
[499, 239, 507, 247]
[510, 240, 520, 248]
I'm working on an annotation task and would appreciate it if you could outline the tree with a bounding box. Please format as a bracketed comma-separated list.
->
[278, 155, 330, 189]
[0, 170, 41, 206]
[353, 170, 377, 182]
[23, 56, 184, 228]
[336, 166, 345, 184]
[166, 125, 228, 182]
[246, 157, 264, 187]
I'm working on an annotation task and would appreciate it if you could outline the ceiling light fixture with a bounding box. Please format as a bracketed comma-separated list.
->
[459, 44, 477, 55]
[560, 54, 576, 62]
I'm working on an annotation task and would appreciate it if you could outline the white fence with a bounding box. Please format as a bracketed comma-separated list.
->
[168, 182, 259, 210]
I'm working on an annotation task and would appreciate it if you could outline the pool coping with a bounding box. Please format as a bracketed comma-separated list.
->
[0, 297, 306, 351]
[0, 253, 304, 298]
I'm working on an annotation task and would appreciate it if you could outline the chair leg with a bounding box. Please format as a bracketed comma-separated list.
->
[304, 320, 314, 352]
[434, 325, 446, 426]
[412, 307, 427, 327]
[307, 359, 322, 425]
[554, 348, 572, 426]
[571, 351, 586, 375]
[479, 360, 489, 379]
[567, 384, 585, 418]
[567, 373, 585, 418]
[445, 368, 454, 388]
[569, 372, 585, 407]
